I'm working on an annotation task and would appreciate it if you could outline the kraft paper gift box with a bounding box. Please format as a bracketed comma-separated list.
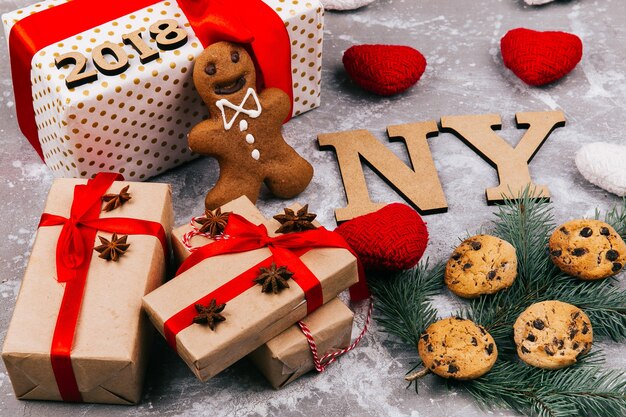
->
[249, 298, 353, 389]
[3, 0, 324, 180]
[143, 196, 360, 381]
[2, 173, 173, 404]
[170, 196, 354, 388]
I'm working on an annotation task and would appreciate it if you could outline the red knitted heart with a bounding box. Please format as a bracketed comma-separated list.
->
[500, 28, 583, 86]
[342, 44, 427, 96]
[335, 203, 428, 272]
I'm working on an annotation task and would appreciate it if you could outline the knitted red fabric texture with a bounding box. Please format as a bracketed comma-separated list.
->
[342, 44, 427, 96]
[500, 28, 583, 86]
[335, 203, 428, 272]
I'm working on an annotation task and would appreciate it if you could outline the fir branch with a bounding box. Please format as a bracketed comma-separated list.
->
[546, 276, 626, 341]
[597, 198, 626, 240]
[464, 356, 626, 417]
[467, 189, 626, 345]
[464, 191, 626, 415]
[372, 187, 626, 416]
[463, 291, 533, 356]
[461, 189, 564, 354]
[369, 260, 444, 347]
[464, 274, 626, 356]
[492, 189, 555, 293]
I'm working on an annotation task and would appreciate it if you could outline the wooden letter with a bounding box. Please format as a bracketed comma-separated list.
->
[92, 41, 130, 76]
[318, 121, 447, 223]
[122, 29, 159, 64]
[440, 111, 566, 203]
[55, 52, 98, 89]
[149, 19, 188, 50]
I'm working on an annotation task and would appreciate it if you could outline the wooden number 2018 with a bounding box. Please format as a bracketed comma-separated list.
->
[54, 19, 188, 89]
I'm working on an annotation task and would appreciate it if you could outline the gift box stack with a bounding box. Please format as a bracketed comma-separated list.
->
[165, 196, 357, 387]
[0, 0, 372, 405]
[2, 0, 324, 180]
[144, 197, 359, 385]
[2, 177, 365, 403]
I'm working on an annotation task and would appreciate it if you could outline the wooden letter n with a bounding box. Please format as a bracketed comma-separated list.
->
[318, 121, 448, 223]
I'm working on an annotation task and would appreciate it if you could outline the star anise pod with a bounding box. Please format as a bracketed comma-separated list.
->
[273, 205, 317, 234]
[93, 233, 130, 261]
[254, 262, 294, 294]
[195, 207, 230, 237]
[101, 185, 131, 212]
[192, 299, 226, 330]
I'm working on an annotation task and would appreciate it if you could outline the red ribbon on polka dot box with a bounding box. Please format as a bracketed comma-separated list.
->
[3, 0, 324, 180]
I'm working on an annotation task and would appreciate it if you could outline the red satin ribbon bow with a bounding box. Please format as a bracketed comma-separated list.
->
[8, 0, 292, 161]
[163, 213, 369, 350]
[38, 172, 168, 402]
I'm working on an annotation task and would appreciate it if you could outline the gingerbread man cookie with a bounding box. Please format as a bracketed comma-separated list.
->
[189, 42, 314, 210]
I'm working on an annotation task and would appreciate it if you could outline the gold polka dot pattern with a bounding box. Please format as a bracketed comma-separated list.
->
[4, 0, 323, 179]
[270, 0, 323, 116]
[5, 1, 204, 179]
[2, 0, 66, 28]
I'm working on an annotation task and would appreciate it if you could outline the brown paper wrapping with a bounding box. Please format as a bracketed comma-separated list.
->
[144, 196, 359, 381]
[2, 178, 173, 404]
[170, 197, 353, 387]
[249, 298, 353, 389]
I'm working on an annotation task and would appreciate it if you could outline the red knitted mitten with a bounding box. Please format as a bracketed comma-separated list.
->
[335, 203, 428, 271]
[500, 28, 583, 86]
[342, 44, 427, 96]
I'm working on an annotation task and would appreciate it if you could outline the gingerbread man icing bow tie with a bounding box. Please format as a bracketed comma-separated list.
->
[188, 41, 313, 211]
[215, 88, 262, 131]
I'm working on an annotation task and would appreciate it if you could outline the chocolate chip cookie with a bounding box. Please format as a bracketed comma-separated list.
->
[418, 317, 497, 380]
[549, 219, 626, 280]
[513, 300, 592, 370]
[445, 235, 518, 298]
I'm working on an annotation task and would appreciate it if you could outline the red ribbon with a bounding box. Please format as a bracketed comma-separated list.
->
[163, 214, 369, 350]
[38, 172, 168, 402]
[9, 0, 293, 161]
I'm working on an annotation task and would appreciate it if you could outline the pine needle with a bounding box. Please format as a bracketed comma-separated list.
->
[369, 260, 444, 347]
[369, 260, 444, 391]
[597, 199, 626, 240]
[464, 355, 626, 417]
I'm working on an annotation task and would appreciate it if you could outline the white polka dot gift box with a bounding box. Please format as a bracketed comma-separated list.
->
[3, 0, 324, 180]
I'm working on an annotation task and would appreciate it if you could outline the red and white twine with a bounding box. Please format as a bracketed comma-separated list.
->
[182, 214, 229, 252]
[298, 298, 374, 372]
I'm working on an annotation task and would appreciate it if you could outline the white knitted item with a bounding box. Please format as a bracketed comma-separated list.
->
[321, 0, 376, 11]
[524, 0, 556, 5]
[575, 142, 626, 197]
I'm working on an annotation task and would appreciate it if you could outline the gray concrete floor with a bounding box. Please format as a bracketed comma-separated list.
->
[1, 0, 625, 416]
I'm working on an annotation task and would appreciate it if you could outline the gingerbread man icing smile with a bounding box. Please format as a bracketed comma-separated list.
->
[189, 42, 314, 210]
